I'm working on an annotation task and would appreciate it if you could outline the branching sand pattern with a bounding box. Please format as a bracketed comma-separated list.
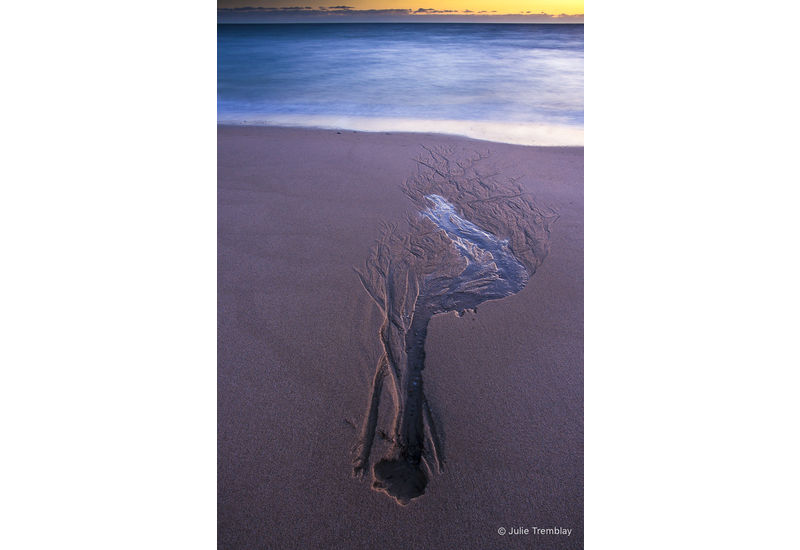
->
[353, 146, 558, 505]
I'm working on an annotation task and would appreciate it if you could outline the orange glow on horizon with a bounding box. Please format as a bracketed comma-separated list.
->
[218, 1, 584, 16]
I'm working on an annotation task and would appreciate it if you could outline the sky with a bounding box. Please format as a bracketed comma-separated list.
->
[217, 1, 584, 22]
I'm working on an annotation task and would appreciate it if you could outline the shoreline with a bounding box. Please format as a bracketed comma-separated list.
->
[216, 118, 584, 147]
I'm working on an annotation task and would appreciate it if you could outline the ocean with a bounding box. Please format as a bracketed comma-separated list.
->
[217, 23, 583, 146]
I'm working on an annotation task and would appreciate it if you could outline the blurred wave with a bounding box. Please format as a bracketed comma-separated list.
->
[218, 24, 583, 145]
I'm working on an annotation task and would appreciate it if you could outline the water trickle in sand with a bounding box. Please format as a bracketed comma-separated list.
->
[353, 146, 557, 505]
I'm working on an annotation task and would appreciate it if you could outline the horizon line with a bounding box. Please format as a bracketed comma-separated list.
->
[217, 8, 584, 23]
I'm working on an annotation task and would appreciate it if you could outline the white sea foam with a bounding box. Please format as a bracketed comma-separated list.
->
[217, 114, 583, 147]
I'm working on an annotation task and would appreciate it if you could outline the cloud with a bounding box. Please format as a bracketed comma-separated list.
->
[217, 7, 584, 23]
[413, 8, 458, 13]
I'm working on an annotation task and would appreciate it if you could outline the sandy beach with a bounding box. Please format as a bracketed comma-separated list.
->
[218, 125, 583, 549]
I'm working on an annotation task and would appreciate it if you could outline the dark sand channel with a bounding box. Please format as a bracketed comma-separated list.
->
[218, 125, 583, 549]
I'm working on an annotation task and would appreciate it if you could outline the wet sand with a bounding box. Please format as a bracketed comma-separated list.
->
[218, 125, 583, 549]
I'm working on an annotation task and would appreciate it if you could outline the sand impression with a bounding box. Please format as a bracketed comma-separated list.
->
[353, 146, 558, 505]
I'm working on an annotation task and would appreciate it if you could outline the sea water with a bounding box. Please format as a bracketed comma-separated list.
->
[217, 23, 583, 146]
